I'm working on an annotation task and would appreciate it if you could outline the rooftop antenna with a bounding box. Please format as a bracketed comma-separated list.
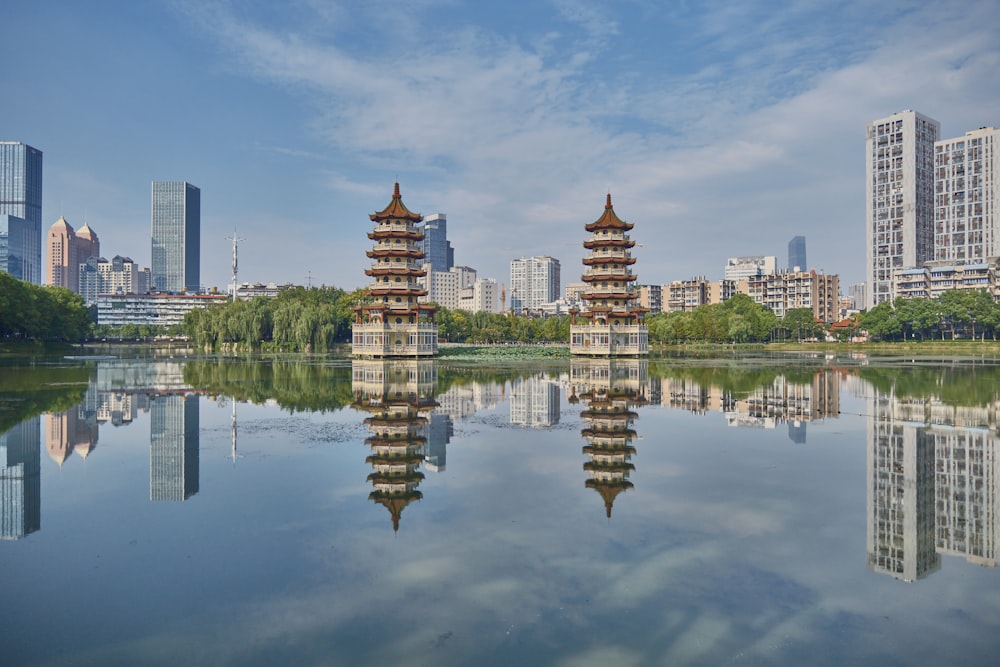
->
[226, 227, 246, 300]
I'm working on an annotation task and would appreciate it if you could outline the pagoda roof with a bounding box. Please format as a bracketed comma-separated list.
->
[371, 182, 423, 222]
[585, 194, 633, 232]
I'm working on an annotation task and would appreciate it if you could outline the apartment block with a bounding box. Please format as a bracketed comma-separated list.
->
[866, 110, 940, 308]
[742, 270, 840, 322]
[934, 126, 1000, 263]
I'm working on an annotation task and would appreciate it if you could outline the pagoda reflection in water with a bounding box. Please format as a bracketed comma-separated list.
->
[352, 359, 438, 532]
[570, 359, 649, 518]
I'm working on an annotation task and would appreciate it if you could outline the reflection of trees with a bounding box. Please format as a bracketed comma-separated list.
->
[182, 359, 354, 412]
[0, 365, 90, 433]
[648, 363, 819, 400]
[859, 365, 1000, 408]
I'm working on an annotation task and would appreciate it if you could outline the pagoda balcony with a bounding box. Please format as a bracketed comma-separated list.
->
[366, 248, 423, 259]
[581, 292, 638, 301]
[365, 267, 427, 277]
[368, 229, 424, 241]
[367, 286, 428, 297]
[583, 237, 635, 249]
[581, 273, 635, 283]
[582, 255, 636, 266]
[352, 321, 439, 358]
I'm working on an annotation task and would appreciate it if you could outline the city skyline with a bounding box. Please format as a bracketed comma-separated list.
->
[3, 2, 998, 292]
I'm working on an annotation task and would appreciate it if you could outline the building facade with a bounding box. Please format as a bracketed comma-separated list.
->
[866, 110, 940, 308]
[151, 181, 200, 293]
[45, 217, 99, 293]
[934, 127, 1000, 263]
[742, 270, 840, 322]
[0, 142, 43, 283]
[79, 255, 149, 306]
[96, 293, 226, 327]
[418, 213, 453, 272]
[352, 183, 438, 357]
[724, 256, 776, 282]
[787, 235, 807, 271]
[569, 194, 648, 356]
[510, 256, 561, 313]
[893, 259, 999, 301]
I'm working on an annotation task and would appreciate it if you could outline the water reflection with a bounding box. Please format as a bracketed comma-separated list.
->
[570, 359, 650, 517]
[1, 354, 997, 587]
[0, 417, 40, 539]
[866, 388, 1000, 581]
[351, 359, 439, 531]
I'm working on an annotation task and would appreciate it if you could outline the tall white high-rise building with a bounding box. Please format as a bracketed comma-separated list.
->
[509, 256, 560, 313]
[934, 126, 1000, 263]
[865, 110, 940, 308]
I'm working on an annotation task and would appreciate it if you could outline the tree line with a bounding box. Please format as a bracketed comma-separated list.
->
[0, 272, 91, 342]
[860, 289, 1000, 341]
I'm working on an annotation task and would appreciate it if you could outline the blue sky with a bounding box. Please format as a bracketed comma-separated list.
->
[3, 0, 998, 293]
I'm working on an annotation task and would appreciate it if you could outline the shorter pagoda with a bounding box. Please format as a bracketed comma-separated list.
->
[352, 183, 438, 357]
[569, 194, 648, 356]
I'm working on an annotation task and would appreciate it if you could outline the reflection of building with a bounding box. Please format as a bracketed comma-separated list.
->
[352, 360, 438, 531]
[150, 394, 200, 501]
[0, 417, 41, 539]
[865, 390, 1000, 580]
[352, 183, 438, 357]
[866, 395, 941, 581]
[725, 371, 840, 437]
[570, 195, 648, 356]
[44, 407, 99, 466]
[510, 374, 560, 427]
[571, 359, 648, 517]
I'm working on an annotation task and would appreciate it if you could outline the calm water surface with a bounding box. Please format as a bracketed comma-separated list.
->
[1, 351, 999, 666]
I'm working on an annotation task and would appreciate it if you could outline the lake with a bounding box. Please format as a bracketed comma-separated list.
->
[1, 350, 999, 666]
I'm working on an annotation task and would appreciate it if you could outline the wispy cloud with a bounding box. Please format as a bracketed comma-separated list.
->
[178, 0, 1000, 287]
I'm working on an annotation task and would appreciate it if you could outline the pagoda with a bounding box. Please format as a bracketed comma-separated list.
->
[352, 183, 438, 357]
[569, 194, 648, 356]
[352, 359, 438, 532]
[571, 359, 649, 518]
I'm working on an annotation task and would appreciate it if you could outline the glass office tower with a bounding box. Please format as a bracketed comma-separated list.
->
[151, 181, 200, 293]
[0, 142, 43, 283]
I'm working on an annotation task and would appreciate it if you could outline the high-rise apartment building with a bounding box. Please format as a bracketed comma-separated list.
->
[419, 213, 453, 271]
[509, 256, 560, 312]
[787, 236, 806, 271]
[934, 126, 1000, 263]
[151, 181, 200, 293]
[0, 142, 43, 283]
[865, 110, 940, 308]
[45, 217, 99, 293]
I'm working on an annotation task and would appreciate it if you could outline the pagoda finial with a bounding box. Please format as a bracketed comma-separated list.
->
[606, 192, 613, 209]
[393, 182, 401, 199]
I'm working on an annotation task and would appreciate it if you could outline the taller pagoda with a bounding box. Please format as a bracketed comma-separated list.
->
[569, 194, 648, 356]
[352, 183, 438, 357]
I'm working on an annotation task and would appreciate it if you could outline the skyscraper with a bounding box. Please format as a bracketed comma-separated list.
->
[509, 256, 560, 312]
[787, 235, 806, 271]
[46, 217, 99, 293]
[934, 126, 1000, 262]
[419, 213, 453, 271]
[151, 181, 200, 293]
[865, 111, 940, 308]
[0, 142, 43, 283]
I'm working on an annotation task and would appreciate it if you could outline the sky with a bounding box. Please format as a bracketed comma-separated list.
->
[3, 0, 999, 293]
